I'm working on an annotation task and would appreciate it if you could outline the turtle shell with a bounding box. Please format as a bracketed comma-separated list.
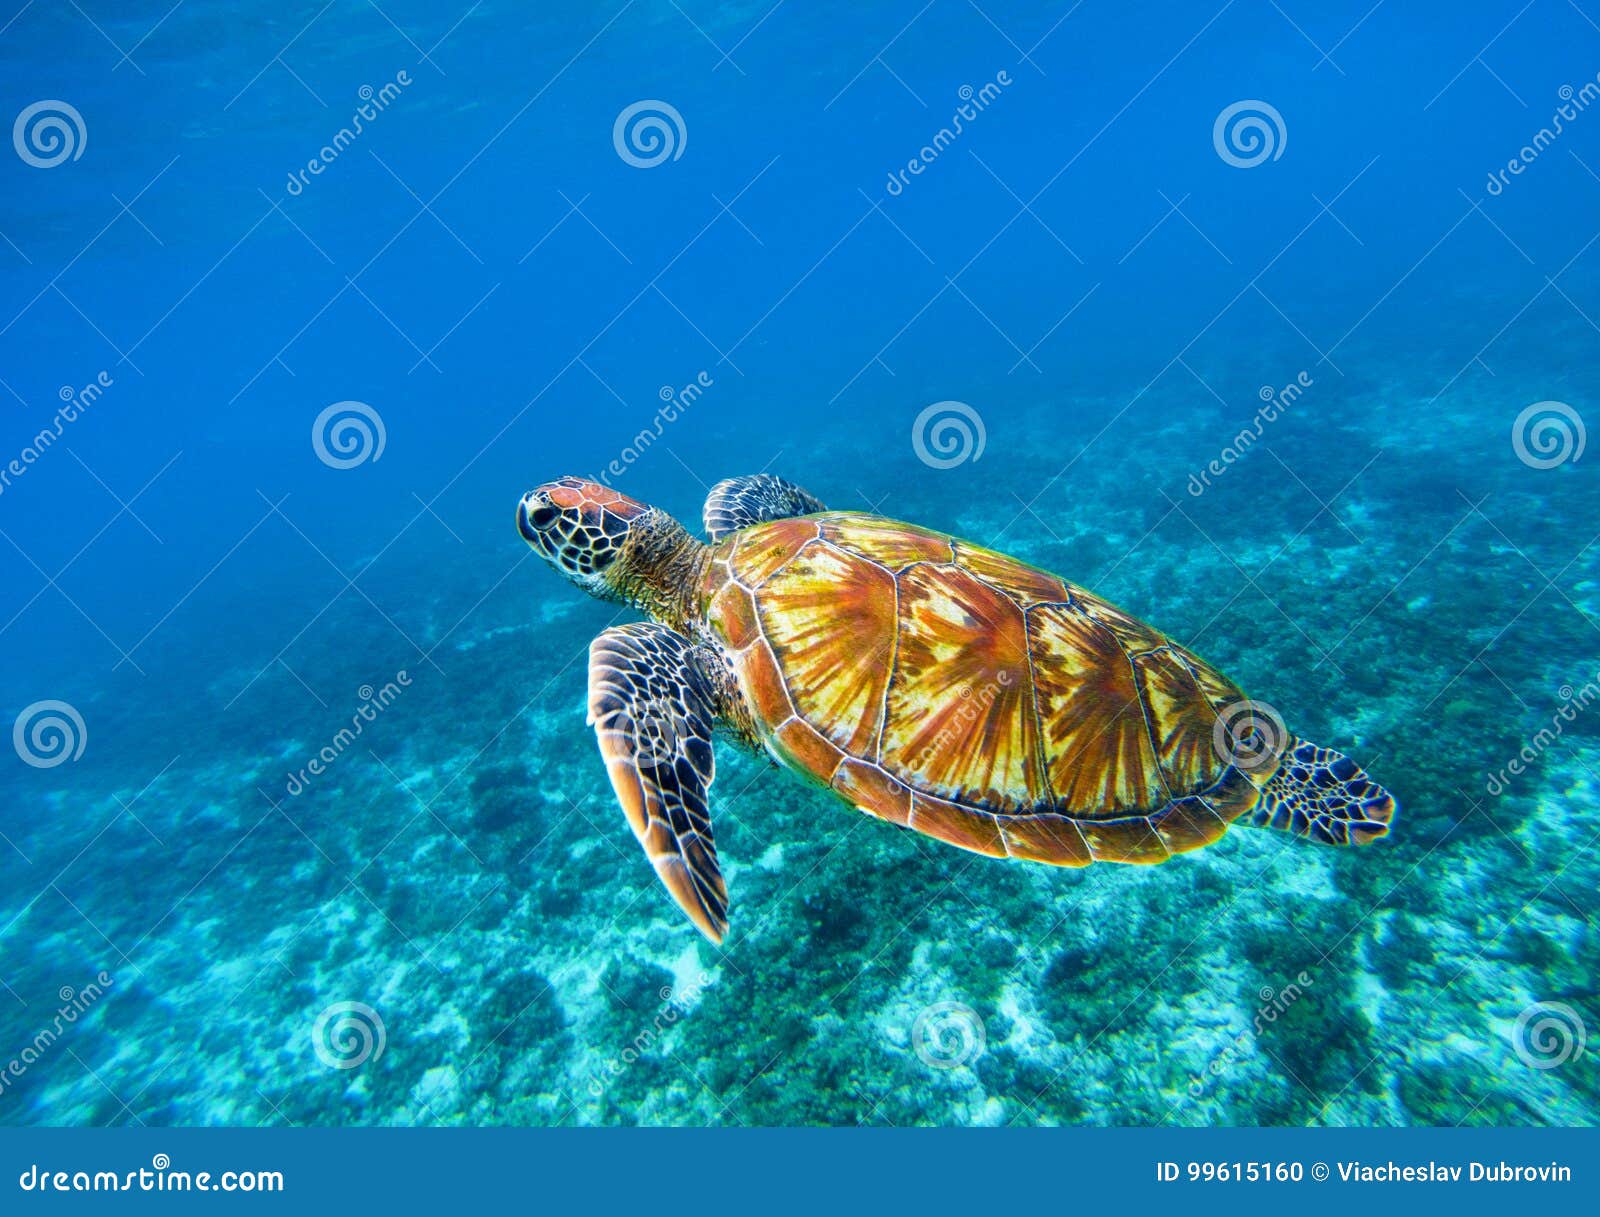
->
[699, 513, 1277, 865]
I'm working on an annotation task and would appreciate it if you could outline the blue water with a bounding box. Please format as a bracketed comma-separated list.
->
[1, 0, 1596, 1126]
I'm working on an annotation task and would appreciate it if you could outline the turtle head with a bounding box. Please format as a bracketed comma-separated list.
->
[518, 477, 705, 626]
[517, 477, 651, 596]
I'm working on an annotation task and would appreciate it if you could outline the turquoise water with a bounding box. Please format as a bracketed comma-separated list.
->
[1, 0, 1596, 1126]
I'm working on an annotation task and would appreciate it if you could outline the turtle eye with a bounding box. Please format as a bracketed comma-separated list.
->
[528, 505, 558, 528]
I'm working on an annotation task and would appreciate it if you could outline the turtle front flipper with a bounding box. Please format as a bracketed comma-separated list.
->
[587, 623, 728, 942]
[702, 474, 826, 541]
[1248, 737, 1397, 846]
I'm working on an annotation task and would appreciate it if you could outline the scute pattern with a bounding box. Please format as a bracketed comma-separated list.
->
[953, 541, 1069, 605]
[1132, 646, 1235, 796]
[731, 516, 817, 587]
[754, 539, 896, 756]
[820, 515, 952, 568]
[704, 511, 1268, 868]
[881, 563, 1045, 811]
[1028, 603, 1165, 815]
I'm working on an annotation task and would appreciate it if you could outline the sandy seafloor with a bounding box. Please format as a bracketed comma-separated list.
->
[2, 319, 1596, 1128]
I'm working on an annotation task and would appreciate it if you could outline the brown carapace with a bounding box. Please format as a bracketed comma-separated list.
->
[518, 474, 1396, 943]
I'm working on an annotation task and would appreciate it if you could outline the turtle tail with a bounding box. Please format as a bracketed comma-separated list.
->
[1248, 737, 1396, 846]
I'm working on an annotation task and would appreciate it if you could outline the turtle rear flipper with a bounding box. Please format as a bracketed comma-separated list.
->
[588, 623, 728, 942]
[1249, 738, 1396, 846]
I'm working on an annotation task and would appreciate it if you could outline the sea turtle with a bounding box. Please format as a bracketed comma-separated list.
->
[517, 474, 1396, 943]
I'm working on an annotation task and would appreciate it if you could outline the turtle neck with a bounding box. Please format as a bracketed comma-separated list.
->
[608, 509, 711, 635]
